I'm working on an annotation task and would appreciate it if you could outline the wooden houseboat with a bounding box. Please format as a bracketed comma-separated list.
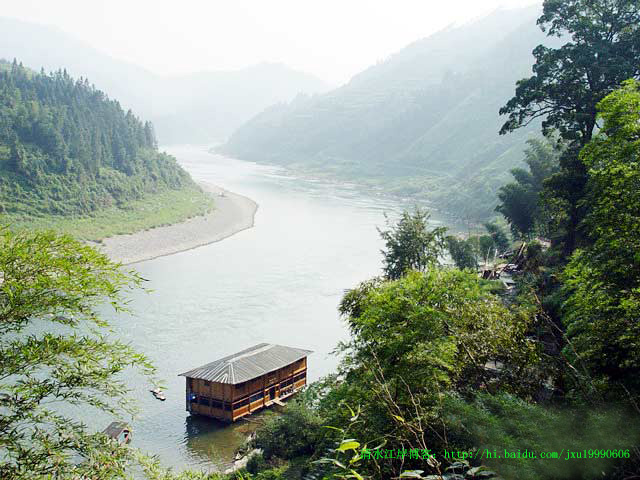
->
[179, 343, 312, 422]
[102, 421, 131, 444]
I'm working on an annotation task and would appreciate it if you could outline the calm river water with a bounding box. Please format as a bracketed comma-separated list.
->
[99, 145, 451, 472]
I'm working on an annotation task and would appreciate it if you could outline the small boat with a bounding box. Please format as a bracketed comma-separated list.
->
[150, 388, 166, 401]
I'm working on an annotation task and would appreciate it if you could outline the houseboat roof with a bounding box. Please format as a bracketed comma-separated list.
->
[102, 421, 130, 439]
[179, 343, 312, 385]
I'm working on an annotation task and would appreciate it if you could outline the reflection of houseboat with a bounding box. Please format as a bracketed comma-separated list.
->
[179, 343, 312, 422]
[102, 421, 132, 444]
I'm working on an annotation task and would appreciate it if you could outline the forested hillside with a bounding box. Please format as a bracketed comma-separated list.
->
[0, 17, 328, 144]
[220, 7, 548, 220]
[0, 60, 211, 237]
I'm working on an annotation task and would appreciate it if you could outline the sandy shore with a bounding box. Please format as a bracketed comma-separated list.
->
[95, 182, 258, 265]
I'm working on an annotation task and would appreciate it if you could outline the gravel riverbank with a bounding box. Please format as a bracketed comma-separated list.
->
[95, 182, 257, 265]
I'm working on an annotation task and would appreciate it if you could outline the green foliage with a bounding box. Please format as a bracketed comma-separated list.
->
[447, 223, 512, 269]
[499, 0, 640, 140]
[4, 185, 213, 241]
[377, 208, 446, 280]
[327, 269, 539, 477]
[446, 236, 477, 269]
[253, 401, 326, 461]
[562, 79, 640, 400]
[246, 453, 268, 475]
[0, 227, 154, 478]
[339, 270, 537, 402]
[0, 60, 199, 224]
[446, 393, 640, 480]
[495, 138, 560, 239]
[500, 0, 640, 251]
[484, 222, 510, 253]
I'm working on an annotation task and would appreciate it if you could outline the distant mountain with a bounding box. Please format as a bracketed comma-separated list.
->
[220, 7, 553, 220]
[0, 17, 328, 144]
[150, 63, 329, 144]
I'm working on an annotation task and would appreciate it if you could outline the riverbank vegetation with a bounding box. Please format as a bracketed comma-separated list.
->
[4, 185, 213, 240]
[2, 0, 640, 478]
[219, 1, 640, 479]
[0, 60, 213, 240]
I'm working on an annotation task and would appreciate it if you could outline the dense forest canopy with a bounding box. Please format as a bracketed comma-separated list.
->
[0, 59, 194, 217]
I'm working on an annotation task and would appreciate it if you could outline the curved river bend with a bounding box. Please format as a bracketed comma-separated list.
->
[100, 145, 451, 471]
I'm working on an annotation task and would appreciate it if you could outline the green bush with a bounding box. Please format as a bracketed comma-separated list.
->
[245, 453, 267, 475]
[253, 401, 324, 460]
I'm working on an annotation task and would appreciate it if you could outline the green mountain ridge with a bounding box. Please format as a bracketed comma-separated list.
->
[219, 6, 551, 220]
[0, 60, 212, 239]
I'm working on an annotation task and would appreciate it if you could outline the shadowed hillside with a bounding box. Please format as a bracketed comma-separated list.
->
[220, 7, 552, 220]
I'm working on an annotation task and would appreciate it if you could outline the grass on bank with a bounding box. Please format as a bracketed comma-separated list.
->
[2, 185, 215, 241]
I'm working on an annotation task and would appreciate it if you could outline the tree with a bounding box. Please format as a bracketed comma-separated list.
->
[8, 137, 27, 174]
[331, 270, 538, 478]
[0, 228, 155, 478]
[496, 138, 560, 239]
[484, 222, 510, 254]
[562, 80, 640, 400]
[0, 61, 195, 219]
[377, 207, 446, 280]
[446, 235, 477, 269]
[499, 0, 640, 252]
[253, 400, 325, 461]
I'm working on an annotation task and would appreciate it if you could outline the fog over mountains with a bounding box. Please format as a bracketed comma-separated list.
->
[2, 7, 555, 219]
[221, 6, 553, 219]
[0, 17, 328, 144]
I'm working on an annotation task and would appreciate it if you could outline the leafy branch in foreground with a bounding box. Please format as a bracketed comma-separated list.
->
[0, 227, 155, 478]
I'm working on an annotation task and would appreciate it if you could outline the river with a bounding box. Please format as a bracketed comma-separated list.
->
[101, 145, 452, 472]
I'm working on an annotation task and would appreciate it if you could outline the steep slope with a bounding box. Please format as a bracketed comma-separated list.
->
[0, 60, 212, 238]
[220, 7, 549, 219]
[0, 17, 328, 143]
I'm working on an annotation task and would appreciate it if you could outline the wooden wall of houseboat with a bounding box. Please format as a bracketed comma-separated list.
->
[185, 357, 308, 422]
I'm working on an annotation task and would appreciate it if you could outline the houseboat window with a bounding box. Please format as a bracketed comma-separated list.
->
[249, 392, 263, 403]
[198, 396, 210, 406]
[293, 372, 305, 382]
[211, 399, 223, 409]
[280, 378, 293, 388]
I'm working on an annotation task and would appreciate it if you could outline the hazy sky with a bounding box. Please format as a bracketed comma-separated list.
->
[4, 0, 539, 85]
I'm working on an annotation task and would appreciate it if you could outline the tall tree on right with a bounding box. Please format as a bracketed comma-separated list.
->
[562, 79, 640, 400]
[499, 0, 640, 254]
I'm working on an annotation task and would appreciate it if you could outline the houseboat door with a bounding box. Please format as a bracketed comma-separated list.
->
[269, 386, 276, 400]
